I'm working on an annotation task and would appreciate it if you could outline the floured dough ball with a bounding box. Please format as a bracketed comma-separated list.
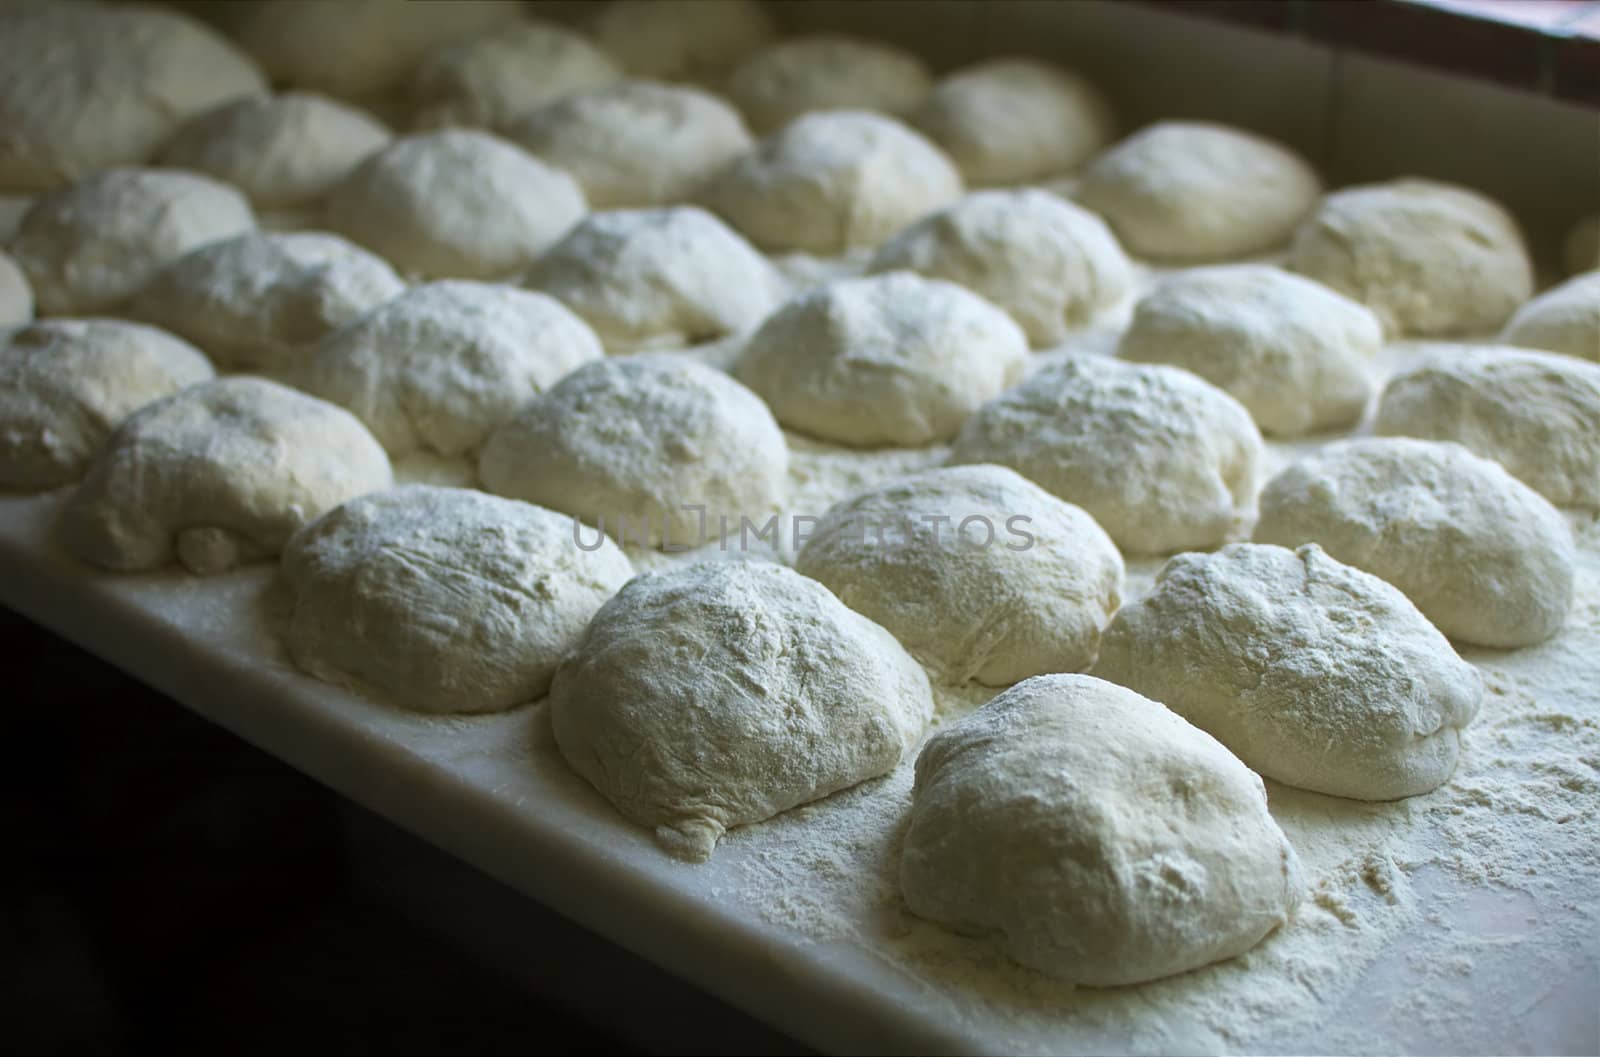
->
[60, 377, 391, 575]
[550, 560, 932, 861]
[1255, 437, 1574, 647]
[524, 206, 782, 353]
[725, 35, 932, 133]
[0, 319, 213, 491]
[951, 356, 1262, 554]
[1566, 214, 1599, 276]
[1375, 346, 1600, 510]
[10, 168, 255, 316]
[283, 485, 632, 714]
[1288, 179, 1534, 336]
[1118, 265, 1382, 436]
[324, 130, 586, 279]
[0, 251, 31, 326]
[294, 281, 603, 458]
[509, 81, 752, 208]
[1500, 271, 1600, 362]
[157, 93, 391, 209]
[869, 189, 1132, 347]
[1096, 543, 1483, 800]
[735, 272, 1028, 446]
[590, 0, 776, 82]
[901, 673, 1302, 987]
[479, 356, 787, 549]
[1073, 121, 1320, 261]
[701, 110, 962, 254]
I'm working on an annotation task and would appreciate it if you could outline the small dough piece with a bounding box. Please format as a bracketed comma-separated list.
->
[1288, 179, 1534, 336]
[294, 280, 603, 458]
[950, 356, 1262, 555]
[1095, 543, 1483, 800]
[550, 560, 932, 861]
[734, 272, 1028, 446]
[61, 377, 391, 575]
[901, 673, 1302, 987]
[10, 168, 256, 316]
[1566, 214, 1599, 276]
[524, 206, 782, 353]
[725, 34, 932, 133]
[1118, 265, 1382, 436]
[0, 195, 32, 244]
[479, 356, 787, 550]
[1375, 346, 1600, 510]
[1500, 271, 1600, 362]
[1254, 437, 1575, 648]
[700, 110, 962, 254]
[323, 130, 586, 279]
[283, 485, 632, 714]
[0, 251, 31, 326]
[590, 0, 776, 82]
[0, 319, 213, 491]
[869, 189, 1133, 347]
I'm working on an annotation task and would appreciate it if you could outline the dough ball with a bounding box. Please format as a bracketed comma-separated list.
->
[524, 206, 782, 353]
[60, 377, 391, 575]
[478, 356, 787, 550]
[589, 0, 776, 82]
[294, 280, 603, 458]
[1287, 179, 1534, 336]
[1500, 271, 1600, 362]
[323, 130, 587, 279]
[1566, 213, 1599, 276]
[550, 560, 932, 861]
[1254, 437, 1574, 648]
[700, 110, 962, 254]
[901, 673, 1302, 987]
[10, 168, 256, 316]
[0, 319, 213, 491]
[950, 356, 1262, 555]
[1072, 121, 1320, 261]
[283, 485, 632, 714]
[0, 251, 31, 327]
[725, 34, 932, 134]
[509, 81, 752, 208]
[734, 272, 1028, 446]
[1375, 346, 1600, 510]
[869, 189, 1132, 347]
[1117, 265, 1382, 437]
[1096, 543, 1483, 800]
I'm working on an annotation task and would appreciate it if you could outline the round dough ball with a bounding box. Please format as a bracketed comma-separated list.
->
[283, 485, 633, 714]
[1375, 346, 1600, 510]
[550, 560, 932, 861]
[0, 319, 213, 491]
[1096, 543, 1483, 800]
[1117, 265, 1382, 437]
[589, 0, 776, 82]
[901, 673, 1302, 987]
[1287, 179, 1534, 337]
[524, 206, 783, 353]
[478, 356, 787, 550]
[10, 168, 256, 316]
[1500, 271, 1600, 362]
[869, 189, 1133, 347]
[294, 280, 603, 458]
[1072, 121, 1320, 261]
[725, 34, 932, 134]
[0, 250, 31, 327]
[950, 356, 1262, 555]
[734, 272, 1028, 446]
[700, 110, 962, 254]
[1565, 213, 1599, 276]
[60, 377, 392, 575]
[1254, 437, 1575, 648]
[323, 130, 587, 279]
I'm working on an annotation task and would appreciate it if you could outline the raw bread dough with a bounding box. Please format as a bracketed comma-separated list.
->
[478, 355, 787, 550]
[1254, 437, 1575, 648]
[900, 673, 1303, 987]
[10, 168, 256, 316]
[1500, 271, 1600, 362]
[1072, 121, 1320, 261]
[589, 0, 776, 82]
[1375, 346, 1600, 510]
[869, 189, 1133, 347]
[293, 280, 603, 458]
[724, 34, 932, 133]
[0, 251, 31, 327]
[1566, 213, 1599, 276]
[0, 319, 213, 491]
[1287, 179, 1534, 337]
[734, 272, 1028, 446]
[949, 356, 1262, 554]
[1095, 542, 1484, 800]
[60, 377, 392, 575]
[282, 485, 633, 714]
[1117, 265, 1382, 436]
[549, 559, 932, 861]
[700, 110, 962, 254]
